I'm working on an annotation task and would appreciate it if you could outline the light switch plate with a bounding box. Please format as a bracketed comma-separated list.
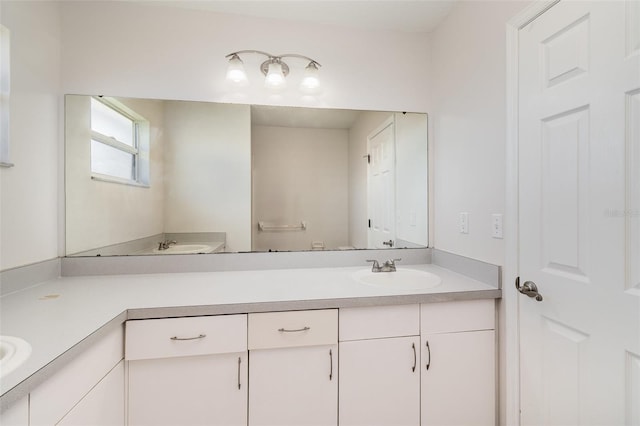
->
[492, 214, 503, 239]
[459, 212, 469, 234]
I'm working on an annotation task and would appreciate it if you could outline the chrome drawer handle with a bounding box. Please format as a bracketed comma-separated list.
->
[277, 326, 310, 333]
[170, 334, 206, 341]
[329, 349, 333, 381]
[425, 340, 431, 370]
[412, 342, 417, 372]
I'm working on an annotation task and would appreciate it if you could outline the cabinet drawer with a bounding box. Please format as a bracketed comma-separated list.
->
[421, 299, 495, 334]
[248, 309, 337, 350]
[339, 304, 419, 341]
[126, 314, 247, 361]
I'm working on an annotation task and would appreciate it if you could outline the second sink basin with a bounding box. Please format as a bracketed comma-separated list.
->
[353, 268, 442, 290]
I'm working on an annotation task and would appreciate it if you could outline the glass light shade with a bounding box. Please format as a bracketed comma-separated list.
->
[264, 62, 286, 90]
[226, 55, 248, 85]
[300, 62, 321, 94]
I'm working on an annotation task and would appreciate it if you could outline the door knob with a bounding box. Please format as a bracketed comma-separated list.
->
[515, 277, 543, 301]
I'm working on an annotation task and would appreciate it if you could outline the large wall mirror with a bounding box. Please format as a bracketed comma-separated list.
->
[65, 95, 428, 257]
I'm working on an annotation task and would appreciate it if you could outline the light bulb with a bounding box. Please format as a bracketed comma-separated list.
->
[300, 62, 321, 94]
[226, 54, 248, 85]
[264, 61, 286, 90]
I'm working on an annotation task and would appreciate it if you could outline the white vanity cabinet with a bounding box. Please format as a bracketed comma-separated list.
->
[420, 300, 496, 426]
[2, 294, 497, 426]
[125, 314, 248, 426]
[338, 305, 421, 426]
[248, 309, 338, 426]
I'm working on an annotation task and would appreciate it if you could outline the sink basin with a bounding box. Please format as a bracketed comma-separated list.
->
[152, 244, 215, 255]
[0, 336, 32, 378]
[353, 268, 442, 290]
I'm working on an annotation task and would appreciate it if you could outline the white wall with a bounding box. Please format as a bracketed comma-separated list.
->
[59, 1, 431, 113]
[252, 125, 349, 251]
[163, 101, 251, 252]
[0, 1, 61, 270]
[429, 0, 529, 266]
[347, 111, 392, 248]
[65, 96, 165, 254]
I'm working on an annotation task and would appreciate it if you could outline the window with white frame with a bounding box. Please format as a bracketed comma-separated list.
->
[0, 24, 11, 167]
[90, 97, 150, 186]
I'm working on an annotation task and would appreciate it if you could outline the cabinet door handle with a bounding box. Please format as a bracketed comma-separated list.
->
[170, 334, 206, 341]
[277, 326, 310, 333]
[412, 342, 417, 372]
[237, 356, 242, 390]
[329, 349, 333, 381]
[425, 340, 431, 371]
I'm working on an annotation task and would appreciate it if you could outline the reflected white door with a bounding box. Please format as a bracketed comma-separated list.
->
[518, 1, 640, 425]
[368, 117, 396, 249]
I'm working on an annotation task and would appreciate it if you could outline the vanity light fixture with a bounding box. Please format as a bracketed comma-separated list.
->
[225, 50, 321, 93]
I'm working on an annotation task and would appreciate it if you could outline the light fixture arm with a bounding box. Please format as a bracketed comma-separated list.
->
[225, 50, 274, 59]
[225, 51, 321, 67]
[278, 54, 321, 67]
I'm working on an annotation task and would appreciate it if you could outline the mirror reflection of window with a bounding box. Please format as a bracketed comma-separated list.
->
[90, 97, 149, 186]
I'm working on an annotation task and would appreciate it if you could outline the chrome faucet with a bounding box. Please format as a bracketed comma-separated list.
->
[366, 258, 401, 272]
[157, 240, 177, 250]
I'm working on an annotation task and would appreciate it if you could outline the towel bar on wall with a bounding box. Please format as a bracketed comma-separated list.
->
[258, 221, 307, 232]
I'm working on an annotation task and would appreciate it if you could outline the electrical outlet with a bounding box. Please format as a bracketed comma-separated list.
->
[492, 214, 503, 239]
[459, 212, 469, 234]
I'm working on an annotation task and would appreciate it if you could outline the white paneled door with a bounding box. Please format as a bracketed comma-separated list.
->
[518, 1, 640, 425]
[368, 117, 396, 249]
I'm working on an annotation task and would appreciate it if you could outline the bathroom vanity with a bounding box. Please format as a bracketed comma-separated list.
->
[0, 261, 500, 426]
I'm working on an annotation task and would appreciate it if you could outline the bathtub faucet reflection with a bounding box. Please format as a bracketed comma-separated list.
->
[157, 240, 177, 250]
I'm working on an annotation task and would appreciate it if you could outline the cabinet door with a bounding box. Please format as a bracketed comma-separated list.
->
[339, 336, 420, 426]
[57, 361, 125, 426]
[421, 330, 495, 426]
[128, 352, 247, 426]
[30, 326, 124, 426]
[249, 344, 337, 426]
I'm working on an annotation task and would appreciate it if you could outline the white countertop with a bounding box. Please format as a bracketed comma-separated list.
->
[0, 263, 499, 406]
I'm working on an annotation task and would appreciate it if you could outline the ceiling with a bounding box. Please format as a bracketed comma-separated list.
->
[145, 1, 458, 33]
